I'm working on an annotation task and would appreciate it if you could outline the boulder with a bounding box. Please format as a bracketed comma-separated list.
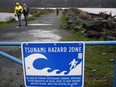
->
[85, 30, 102, 39]
[79, 11, 92, 20]
[84, 20, 106, 31]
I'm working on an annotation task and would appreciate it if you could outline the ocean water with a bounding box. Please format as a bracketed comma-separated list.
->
[0, 12, 14, 22]
[0, 12, 25, 22]
[79, 8, 116, 16]
[32, 7, 116, 16]
[0, 8, 116, 22]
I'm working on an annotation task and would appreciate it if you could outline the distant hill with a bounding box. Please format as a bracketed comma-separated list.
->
[0, 0, 116, 8]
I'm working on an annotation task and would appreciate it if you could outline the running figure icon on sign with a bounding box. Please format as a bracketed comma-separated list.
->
[69, 59, 78, 70]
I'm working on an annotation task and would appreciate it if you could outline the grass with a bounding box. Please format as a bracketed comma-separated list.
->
[84, 46, 115, 87]
[0, 21, 15, 27]
[25, 16, 36, 21]
[60, 12, 115, 87]
[60, 12, 68, 29]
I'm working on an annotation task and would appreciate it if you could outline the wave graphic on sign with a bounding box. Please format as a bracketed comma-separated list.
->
[25, 53, 82, 76]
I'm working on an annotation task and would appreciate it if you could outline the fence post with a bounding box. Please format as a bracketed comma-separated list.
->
[114, 57, 116, 87]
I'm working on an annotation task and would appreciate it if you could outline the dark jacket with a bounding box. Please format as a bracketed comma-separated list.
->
[23, 7, 29, 16]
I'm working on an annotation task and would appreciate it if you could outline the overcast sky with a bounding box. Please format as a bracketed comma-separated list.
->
[0, 0, 116, 8]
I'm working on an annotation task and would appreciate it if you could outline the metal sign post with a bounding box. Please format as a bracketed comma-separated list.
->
[114, 57, 116, 87]
[21, 42, 85, 87]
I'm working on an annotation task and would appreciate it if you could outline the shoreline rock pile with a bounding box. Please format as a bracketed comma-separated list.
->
[65, 8, 116, 40]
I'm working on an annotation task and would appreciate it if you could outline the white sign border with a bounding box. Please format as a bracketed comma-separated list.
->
[21, 41, 85, 87]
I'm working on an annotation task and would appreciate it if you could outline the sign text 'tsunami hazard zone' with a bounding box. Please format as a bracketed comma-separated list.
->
[22, 42, 85, 87]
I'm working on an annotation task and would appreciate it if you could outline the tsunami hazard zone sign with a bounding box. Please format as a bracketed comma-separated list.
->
[22, 42, 85, 87]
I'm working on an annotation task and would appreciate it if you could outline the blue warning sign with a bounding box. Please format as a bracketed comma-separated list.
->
[22, 42, 85, 87]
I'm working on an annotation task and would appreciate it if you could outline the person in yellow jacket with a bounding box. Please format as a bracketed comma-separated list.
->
[14, 2, 23, 28]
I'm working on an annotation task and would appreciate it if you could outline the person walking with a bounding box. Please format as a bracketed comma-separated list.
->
[14, 2, 23, 28]
[56, 7, 59, 16]
[23, 3, 29, 26]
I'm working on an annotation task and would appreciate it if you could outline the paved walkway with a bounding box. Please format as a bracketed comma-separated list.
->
[0, 12, 70, 87]
[0, 12, 69, 42]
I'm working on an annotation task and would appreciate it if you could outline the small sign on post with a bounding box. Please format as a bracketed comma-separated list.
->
[21, 42, 85, 87]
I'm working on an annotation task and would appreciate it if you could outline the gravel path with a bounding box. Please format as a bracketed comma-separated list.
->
[0, 12, 71, 87]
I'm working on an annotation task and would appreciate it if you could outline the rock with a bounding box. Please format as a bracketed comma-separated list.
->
[74, 25, 82, 31]
[10, 79, 13, 82]
[85, 30, 102, 39]
[106, 21, 116, 30]
[109, 59, 114, 62]
[65, 8, 116, 41]
[8, 18, 16, 22]
[102, 52, 107, 55]
[104, 76, 107, 79]
[16, 72, 20, 75]
[84, 20, 106, 31]
[67, 20, 73, 25]
[81, 31, 85, 34]
[104, 29, 116, 37]
[79, 11, 92, 20]
[89, 74, 94, 78]
[20, 84, 23, 87]
[104, 35, 116, 40]
[99, 12, 111, 20]
[92, 69, 97, 72]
